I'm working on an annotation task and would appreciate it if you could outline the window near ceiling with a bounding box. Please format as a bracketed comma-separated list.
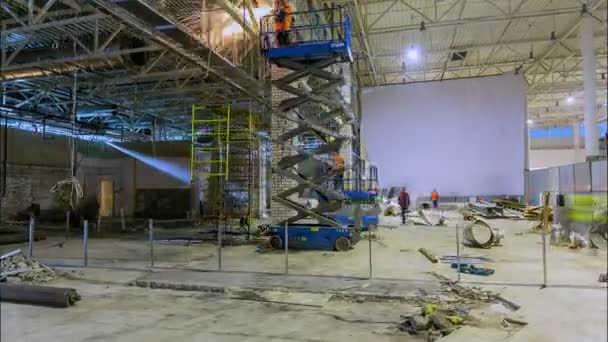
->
[530, 123, 607, 139]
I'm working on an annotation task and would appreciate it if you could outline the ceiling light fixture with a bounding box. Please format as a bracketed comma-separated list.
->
[567, 95, 574, 104]
[407, 45, 418, 61]
[527, 119, 534, 125]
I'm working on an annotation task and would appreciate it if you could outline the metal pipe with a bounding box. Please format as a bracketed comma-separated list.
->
[149, 219, 154, 267]
[28, 216, 35, 257]
[284, 222, 289, 274]
[83, 220, 88, 267]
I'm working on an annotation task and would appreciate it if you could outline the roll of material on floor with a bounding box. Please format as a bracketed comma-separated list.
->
[0, 283, 80, 308]
[463, 221, 496, 249]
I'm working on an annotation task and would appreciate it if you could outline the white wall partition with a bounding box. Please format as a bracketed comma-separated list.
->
[361, 73, 526, 199]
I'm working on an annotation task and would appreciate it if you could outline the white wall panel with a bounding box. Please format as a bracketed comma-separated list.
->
[361, 74, 526, 199]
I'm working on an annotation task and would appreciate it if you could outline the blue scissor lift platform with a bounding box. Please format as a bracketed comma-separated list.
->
[262, 7, 360, 251]
[260, 7, 353, 63]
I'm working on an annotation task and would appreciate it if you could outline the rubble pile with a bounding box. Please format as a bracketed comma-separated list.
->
[1, 251, 57, 283]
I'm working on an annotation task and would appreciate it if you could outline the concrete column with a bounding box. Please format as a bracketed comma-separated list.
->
[572, 120, 580, 149]
[581, 12, 599, 157]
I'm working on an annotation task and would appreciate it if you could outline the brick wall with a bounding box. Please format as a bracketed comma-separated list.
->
[0, 164, 68, 220]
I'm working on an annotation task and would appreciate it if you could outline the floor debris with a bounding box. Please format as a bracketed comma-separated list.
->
[419, 248, 439, 263]
[0, 250, 57, 283]
[451, 263, 495, 276]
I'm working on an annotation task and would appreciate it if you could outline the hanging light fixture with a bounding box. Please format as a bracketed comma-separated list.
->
[420, 21, 426, 32]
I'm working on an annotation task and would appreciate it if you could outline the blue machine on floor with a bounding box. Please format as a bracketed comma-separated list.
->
[269, 224, 356, 252]
[331, 214, 378, 231]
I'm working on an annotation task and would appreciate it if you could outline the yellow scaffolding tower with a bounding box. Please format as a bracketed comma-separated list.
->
[191, 105, 231, 180]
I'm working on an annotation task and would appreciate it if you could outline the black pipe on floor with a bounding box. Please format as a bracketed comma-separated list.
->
[0, 283, 80, 308]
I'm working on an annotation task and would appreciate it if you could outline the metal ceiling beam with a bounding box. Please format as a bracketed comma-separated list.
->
[216, 0, 257, 38]
[367, 6, 590, 35]
[350, 0, 378, 86]
[90, 0, 264, 103]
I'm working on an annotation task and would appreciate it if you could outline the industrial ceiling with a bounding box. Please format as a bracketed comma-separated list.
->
[1, 0, 607, 141]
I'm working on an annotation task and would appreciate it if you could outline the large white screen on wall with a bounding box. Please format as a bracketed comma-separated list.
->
[361, 74, 526, 197]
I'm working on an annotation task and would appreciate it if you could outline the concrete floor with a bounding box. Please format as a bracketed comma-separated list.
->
[1, 211, 606, 341]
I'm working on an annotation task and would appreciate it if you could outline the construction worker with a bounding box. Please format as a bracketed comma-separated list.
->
[329, 152, 345, 189]
[274, 0, 293, 46]
[399, 188, 410, 224]
[431, 189, 439, 209]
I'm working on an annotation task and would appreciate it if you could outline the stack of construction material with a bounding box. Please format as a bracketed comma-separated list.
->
[494, 199, 551, 221]
[0, 250, 57, 283]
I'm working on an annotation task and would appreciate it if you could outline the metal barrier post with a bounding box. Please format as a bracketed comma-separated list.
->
[217, 220, 222, 271]
[456, 221, 461, 283]
[541, 191, 550, 288]
[149, 219, 154, 267]
[83, 220, 88, 267]
[28, 216, 35, 257]
[284, 222, 289, 274]
[120, 208, 126, 232]
[368, 229, 372, 279]
[65, 211, 70, 240]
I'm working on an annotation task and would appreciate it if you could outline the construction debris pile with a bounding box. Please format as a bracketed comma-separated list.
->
[0, 250, 57, 283]
[411, 209, 446, 226]
[493, 199, 552, 220]
[398, 272, 523, 340]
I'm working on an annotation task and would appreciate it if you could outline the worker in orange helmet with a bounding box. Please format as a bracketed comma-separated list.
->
[431, 188, 439, 209]
[274, 0, 293, 46]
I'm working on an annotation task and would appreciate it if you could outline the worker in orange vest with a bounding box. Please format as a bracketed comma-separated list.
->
[274, 0, 293, 46]
[329, 152, 345, 189]
[399, 188, 410, 224]
[431, 189, 439, 209]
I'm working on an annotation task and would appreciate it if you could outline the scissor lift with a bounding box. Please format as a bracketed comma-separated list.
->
[261, 7, 357, 250]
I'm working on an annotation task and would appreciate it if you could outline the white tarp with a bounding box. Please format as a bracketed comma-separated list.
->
[361, 73, 526, 199]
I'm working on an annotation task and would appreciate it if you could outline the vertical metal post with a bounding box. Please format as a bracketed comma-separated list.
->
[217, 217, 222, 271]
[28, 216, 35, 257]
[456, 221, 461, 283]
[65, 211, 70, 240]
[83, 220, 88, 267]
[96, 212, 101, 233]
[541, 191, 550, 288]
[149, 219, 154, 267]
[120, 208, 126, 232]
[284, 222, 289, 274]
[368, 230, 372, 279]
